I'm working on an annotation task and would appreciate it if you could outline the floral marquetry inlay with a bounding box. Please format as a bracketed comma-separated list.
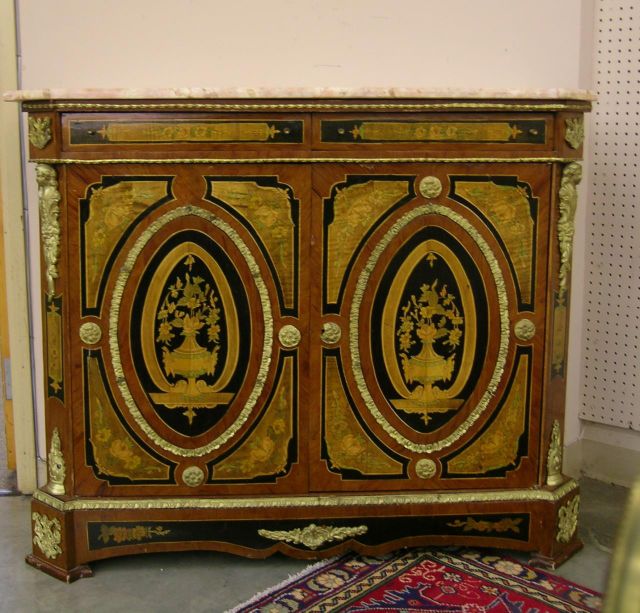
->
[208, 180, 297, 309]
[453, 179, 535, 305]
[447, 355, 528, 475]
[326, 179, 410, 304]
[324, 356, 402, 476]
[447, 516, 523, 534]
[150, 251, 232, 425]
[213, 357, 294, 480]
[83, 179, 170, 310]
[87, 357, 170, 481]
[98, 524, 170, 545]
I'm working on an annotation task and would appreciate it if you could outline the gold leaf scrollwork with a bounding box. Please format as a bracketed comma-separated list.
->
[46, 428, 66, 495]
[418, 176, 443, 199]
[557, 162, 582, 304]
[258, 523, 368, 550]
[79, 322, 102, 345]
[557, 495, 580, 543]
[320, 322, 342, 344]
[32, 512, 62, 559]
[564, 117, 585, 149]
[36, 164, 61, 297]
[447, 517, 523, 534]
[28, 116, 52, 149]
[278, 324, 301, 348]
[546, 420, 564, 487]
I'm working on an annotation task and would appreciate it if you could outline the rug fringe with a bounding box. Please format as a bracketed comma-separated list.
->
[225, 557, 338, 613]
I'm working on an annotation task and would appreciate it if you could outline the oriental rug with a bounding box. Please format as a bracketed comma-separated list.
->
[228, 549, 602, 612]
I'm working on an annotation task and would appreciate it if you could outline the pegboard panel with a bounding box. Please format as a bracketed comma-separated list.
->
[581, 0, 640, 430]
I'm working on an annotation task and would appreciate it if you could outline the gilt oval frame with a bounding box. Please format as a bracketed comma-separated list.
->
[109, 205, 273, 457]
[349, 203, 510, 453]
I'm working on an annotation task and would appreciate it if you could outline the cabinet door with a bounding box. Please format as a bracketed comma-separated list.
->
[310, 163, 550, 491]
[67, 164, 310, 495]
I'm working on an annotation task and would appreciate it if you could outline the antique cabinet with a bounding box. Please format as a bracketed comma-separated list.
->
[6, 88, 592, 581]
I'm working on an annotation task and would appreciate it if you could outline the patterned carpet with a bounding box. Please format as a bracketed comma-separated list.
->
[229, 548, 602, 612]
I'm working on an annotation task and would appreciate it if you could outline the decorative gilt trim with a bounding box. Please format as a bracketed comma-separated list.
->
[556, 495, 580, 543]
[446, 517, 523, 534]
[182, 466, 205, 487]
[32, 157, 577, 165]
[109, 205, 273, 457]
[514, 318, 536, 341]
[46, 428, 65, 495]
[546, 420, 564, 486]
[415, 458, 437, 479]
[23, 101, 592, 112]
[32, 512, 62, 559]
[32, 478, 580, 512]
[418, 176, 443, 199]
[79, 322, 102, 345]
[35, 164, 61, 296]
[564, 117, 585, 149]
[258, 523, 368, 549]
[350, 203, 510, 453]
[320, 322, 342, 344]
[557, 162, 582, 303]
[28, 116, 52, 149]
[278, 324, 301, 348]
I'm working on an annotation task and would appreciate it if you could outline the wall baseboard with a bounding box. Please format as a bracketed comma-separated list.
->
[563, 439, 583, 480]
[579, 439, 640, 488]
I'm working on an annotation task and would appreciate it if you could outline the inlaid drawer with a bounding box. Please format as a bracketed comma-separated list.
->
[61, 113, 310, 153]
[312, 113, 553, 151]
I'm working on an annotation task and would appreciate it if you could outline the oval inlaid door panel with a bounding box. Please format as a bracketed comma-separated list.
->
[351, 203, 508, 451]
[107, 204, 275, 459]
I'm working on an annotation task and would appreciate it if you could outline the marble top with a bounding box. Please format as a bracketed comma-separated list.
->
[3, 86, 596, 102]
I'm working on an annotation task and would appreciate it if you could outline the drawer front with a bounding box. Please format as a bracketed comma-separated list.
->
[313, 113, 553, 151]
[62, 113, 309, 152]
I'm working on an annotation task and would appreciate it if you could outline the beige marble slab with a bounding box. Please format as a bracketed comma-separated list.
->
[3, 86, 596, 101]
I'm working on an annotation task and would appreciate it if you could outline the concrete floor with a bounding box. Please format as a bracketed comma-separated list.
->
[0, 477, 629, 612]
